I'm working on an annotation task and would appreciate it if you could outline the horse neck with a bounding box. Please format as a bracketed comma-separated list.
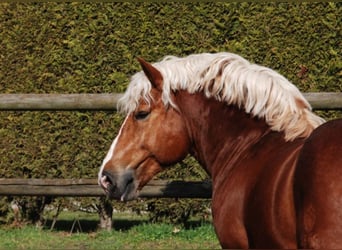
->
[174, 90, 287, 177]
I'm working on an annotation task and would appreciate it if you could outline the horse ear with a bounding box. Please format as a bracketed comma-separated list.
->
[137, 57, 163, 91]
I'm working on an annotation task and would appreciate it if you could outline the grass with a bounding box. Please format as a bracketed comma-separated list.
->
[0, 211, 220, 249]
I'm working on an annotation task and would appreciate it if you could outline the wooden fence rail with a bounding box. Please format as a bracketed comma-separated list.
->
[0, 93, 123, 111]
[0, 92, 341, 110]
[0, 179, 212, 199]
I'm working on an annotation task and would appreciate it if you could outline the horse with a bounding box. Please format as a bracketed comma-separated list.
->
[98, 52, 342, 249]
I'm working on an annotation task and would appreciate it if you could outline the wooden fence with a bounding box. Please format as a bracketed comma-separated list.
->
[0, 92, 341, 199]
[0, 92, 342, 111]
[0, 179, 212, 198]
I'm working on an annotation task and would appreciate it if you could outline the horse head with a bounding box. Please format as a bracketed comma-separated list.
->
[98, 58, 191, 201]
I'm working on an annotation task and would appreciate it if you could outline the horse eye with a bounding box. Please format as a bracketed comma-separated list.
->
[134, 111, 150, 120]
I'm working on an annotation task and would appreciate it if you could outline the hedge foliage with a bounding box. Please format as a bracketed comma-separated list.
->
[0, 2, 341, 224]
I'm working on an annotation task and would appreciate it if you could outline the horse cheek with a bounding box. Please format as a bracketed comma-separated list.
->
[160, 118, 190, 165]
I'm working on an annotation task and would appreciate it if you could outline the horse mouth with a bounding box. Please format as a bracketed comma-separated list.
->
[118, 178, 137, 201]
[99, 158, 156, 201]
[99, 170, 138, 201]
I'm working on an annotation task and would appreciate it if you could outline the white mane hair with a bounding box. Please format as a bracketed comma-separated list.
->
[119, 52, 325, 141]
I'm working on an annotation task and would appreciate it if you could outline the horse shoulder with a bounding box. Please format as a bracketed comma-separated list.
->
[295, 118, 342, 248]
[212, 136, 304, 248]
[243, 138, 303, 248]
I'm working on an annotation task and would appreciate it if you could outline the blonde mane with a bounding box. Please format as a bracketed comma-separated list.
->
[119, 52, 325, 141]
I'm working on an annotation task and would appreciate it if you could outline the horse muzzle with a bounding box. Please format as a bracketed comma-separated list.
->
[99, 169, 138, 201]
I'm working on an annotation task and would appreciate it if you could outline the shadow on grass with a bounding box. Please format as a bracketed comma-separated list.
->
[43, 217, 210, 233]
[43, 217, 149, 233]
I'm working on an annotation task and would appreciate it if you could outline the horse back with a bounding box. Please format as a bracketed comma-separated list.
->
[295, 118, 342, 248]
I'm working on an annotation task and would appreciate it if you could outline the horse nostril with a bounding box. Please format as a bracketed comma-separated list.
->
[102, 170, 116, 189]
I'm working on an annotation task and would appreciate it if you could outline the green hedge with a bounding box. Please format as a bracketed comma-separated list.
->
[0, 2, 340, 225]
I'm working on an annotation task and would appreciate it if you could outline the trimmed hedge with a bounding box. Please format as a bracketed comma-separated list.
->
[0, 2, 340, 224]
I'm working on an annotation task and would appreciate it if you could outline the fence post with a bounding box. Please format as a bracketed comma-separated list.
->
[97, 197, 113, 231]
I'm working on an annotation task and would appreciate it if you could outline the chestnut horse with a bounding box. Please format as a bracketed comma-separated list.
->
[98, 52, 342, 249]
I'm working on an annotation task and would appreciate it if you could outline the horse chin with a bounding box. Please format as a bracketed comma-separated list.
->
[105, 182, 138, 202]
[119, 181, 139, 201]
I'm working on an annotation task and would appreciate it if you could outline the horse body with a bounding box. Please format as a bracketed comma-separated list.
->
[98, 52, 342, 249]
